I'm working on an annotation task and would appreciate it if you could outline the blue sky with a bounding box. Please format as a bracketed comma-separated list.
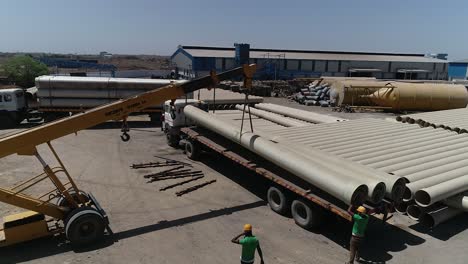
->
[1, 0, 467, 60]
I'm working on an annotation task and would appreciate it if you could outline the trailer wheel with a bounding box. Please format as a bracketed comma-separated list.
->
[185, 140, 201, 160]
[65, 207, 105, 246]
[166, 133, 179, 148]
[267, 186, 290, 215]
[291, 199, 323, 230]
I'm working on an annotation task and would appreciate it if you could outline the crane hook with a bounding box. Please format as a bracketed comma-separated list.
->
[120, 132, 130, 142]
[120, 117, 130, 142]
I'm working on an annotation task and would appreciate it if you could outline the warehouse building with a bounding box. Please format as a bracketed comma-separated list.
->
[449, 59, 468, 80]
[171, 44, 448, 80]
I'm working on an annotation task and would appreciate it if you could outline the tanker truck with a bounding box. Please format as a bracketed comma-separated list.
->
[0, 76, 185, 128]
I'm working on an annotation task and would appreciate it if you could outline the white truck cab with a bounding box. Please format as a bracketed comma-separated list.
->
[0, 88, 26, 112]
[162, 99, 206, 147]
[0, 88, 27, 127]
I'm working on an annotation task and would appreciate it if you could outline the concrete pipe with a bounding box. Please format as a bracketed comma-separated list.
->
[395, 201, 412, 214]
[330, 128, 445, 156]
[183, 105, 368, 205]
[407, 205, 424, 220]
[235, 105, 308, 127]
[378, 146, 468, 173]
[407, 204, 444, 221]
[369, 143, 468, 169]
[254, 103, 346, 123]
[393, 152, 468, 179]
[419, 206, 462, 228]
[277, 142, 388, 203]
[415, 175, 468, 207]
[343, 132, 461, 161]
[404, 167, 468, 202]
[359, 137, 468, 166]
[444, 192, 468, 211]
[402, 158, 468, 183]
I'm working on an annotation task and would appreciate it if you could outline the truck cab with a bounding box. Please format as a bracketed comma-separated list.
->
[0, 88, 27, 127]
[162, 99, 206, 147]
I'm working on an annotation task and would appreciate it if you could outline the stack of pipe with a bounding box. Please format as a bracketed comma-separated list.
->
[293, 81, 334, 107]
[397, 108, 468, 134]
[184, 105, 388, 206]
[254, 103, 347, 123]
[199, 106, 468, 227]
[244, 117, 466, 227]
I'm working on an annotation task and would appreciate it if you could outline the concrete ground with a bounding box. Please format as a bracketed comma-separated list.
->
[0, 99, 468, 264]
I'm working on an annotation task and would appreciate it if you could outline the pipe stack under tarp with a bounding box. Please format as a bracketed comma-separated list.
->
[184, 105, 369, 205]
[254, 103, 347, 123]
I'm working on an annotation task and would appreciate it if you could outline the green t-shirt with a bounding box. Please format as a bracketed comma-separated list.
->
[352, 214, 369, 237]
[240, 235, 259, 262]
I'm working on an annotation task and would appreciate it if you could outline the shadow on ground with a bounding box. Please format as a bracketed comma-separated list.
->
[199, 151, 427, 264]
[0, 200, 266, 264]
[409, 213, 468, 241]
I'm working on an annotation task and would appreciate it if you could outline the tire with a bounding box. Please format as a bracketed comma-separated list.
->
[267, 186, 290, 215]
[166, 133, 179, 148]
[185, 140, 200, 160]
[291, 199, 324, 230]
[65, 207, 105, 246]
[57, 190, 90, 208]
[0, 114, 15, 129]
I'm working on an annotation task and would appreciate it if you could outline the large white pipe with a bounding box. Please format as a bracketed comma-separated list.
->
[329, 128, 446, 156]
[184, 106, 368, 205]
[415, 175, 468, 207]
[254, 103, 346, 123]
[404, 168, 468, 202]
[343, 133, 462, 161]
[444, 192, 468, 211]
[419, 206, 462, 228]
[274, 141, 388, 203]
[378, 146, 468, 173]
[235, 105, 308, 127]
[392, 152, 468, 178]
[359, 138, 468, 166]
[406, 204, 444, 221]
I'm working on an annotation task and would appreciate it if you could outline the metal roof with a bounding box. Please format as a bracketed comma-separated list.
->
[180, 46, 447, 63]
[450, 59, 468, 64]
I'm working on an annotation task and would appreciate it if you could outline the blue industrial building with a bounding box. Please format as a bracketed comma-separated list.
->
[449, 60, 468, 80]
[171, 44, 448, 80]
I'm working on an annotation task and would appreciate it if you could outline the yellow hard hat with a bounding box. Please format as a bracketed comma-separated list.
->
[243, 224, 252, 232]
[357, 206, 366, 214]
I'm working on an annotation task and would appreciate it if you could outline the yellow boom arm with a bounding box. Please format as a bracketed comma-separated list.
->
[0, 64, 256, 158]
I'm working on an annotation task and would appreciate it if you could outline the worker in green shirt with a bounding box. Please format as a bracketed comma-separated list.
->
[231, 224, 265, 264]
[346, 205, 370, 264]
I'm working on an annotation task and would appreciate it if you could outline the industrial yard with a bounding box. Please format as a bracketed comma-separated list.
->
[0, 97, 467, 264]
[3, 1, 468, 263]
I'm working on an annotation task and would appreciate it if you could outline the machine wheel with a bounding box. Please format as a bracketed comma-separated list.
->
[185, 140, 201, 160]
[166, 133, 179, 148]
[267, 186, 291, 215]
[291, 199, 324, 230]
[65, 207, 105, 246]
[57, 190, 90, 208]
[0, 114, 15, 128]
